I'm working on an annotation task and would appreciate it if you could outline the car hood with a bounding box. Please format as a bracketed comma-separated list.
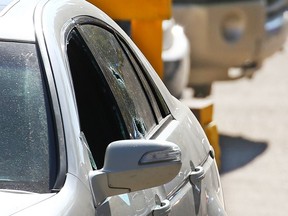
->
[0, 190, 55, 215]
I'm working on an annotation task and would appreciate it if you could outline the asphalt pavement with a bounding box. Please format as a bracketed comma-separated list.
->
[211, 41, 288, 215]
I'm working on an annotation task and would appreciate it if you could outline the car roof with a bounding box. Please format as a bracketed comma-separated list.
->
[0, 0, 125, 42]
[0, 0, 40, 42]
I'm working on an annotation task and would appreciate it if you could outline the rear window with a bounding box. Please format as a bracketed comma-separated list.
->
[0, 42, 55, 193]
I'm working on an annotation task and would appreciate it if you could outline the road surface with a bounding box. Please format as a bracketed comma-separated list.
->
[212, 42, 288, 215]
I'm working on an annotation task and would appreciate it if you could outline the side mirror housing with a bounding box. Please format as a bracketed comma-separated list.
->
[89, 139, 182, 206]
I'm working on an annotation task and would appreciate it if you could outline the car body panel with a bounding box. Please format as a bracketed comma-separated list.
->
[0, 191, 54, 215]
[13, 174, 95, 216]
[0, 0, 37, 41]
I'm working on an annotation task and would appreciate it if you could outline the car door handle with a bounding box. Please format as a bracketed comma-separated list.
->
[152, 199, 171, 216]
[189, 166, 205, 185]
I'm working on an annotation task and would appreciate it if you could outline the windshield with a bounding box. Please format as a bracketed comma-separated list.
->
[0, 41, 54, 193]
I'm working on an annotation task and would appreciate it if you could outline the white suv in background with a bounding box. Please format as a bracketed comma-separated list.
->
[162, 18, 190, 98]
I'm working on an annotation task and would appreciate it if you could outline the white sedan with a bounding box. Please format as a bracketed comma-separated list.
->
[0, 0, 226, 215]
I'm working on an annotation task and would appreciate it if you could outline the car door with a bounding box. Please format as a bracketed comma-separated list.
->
[65, 17, 174, 215]
[67, 14, 201, 215]
[70, 16, 211, 215]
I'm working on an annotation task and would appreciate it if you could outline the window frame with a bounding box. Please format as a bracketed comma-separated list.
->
[63, 15, 175, 167]
[73, 16, 171, 124]
[78, 24, 159, 137]
[35, 40, 67, 192]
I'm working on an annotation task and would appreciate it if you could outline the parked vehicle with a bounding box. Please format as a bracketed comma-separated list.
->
[162, 18, 190, 98]
[0, 0, 226, 215]
[173, 0, 288, 96]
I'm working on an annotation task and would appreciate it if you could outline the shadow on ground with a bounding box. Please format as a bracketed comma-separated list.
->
[219, 134, 268, 174]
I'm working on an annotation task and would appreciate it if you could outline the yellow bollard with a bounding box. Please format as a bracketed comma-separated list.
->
[204, 122, 221, 168]
[131, 20, 163, 78]
[182, 97, 221, 168]
[88, 0, 171, 20]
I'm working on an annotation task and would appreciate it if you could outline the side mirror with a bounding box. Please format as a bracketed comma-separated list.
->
[89, 139, 182, 206]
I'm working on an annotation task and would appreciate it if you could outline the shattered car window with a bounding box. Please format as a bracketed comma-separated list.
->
[81, 25, 157, 138]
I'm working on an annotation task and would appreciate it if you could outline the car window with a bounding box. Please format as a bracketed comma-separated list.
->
[117, 38, 169, 122]
[67, 29, 127, 168]
[0, 42, 55, 193]
[80, 25, 157, 138]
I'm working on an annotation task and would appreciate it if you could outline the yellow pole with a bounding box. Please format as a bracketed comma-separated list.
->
[89, 0, 171, 20]
[131, 20, 163, 78]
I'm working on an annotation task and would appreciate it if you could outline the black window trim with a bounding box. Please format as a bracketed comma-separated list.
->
[36, 32, 68, 191]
